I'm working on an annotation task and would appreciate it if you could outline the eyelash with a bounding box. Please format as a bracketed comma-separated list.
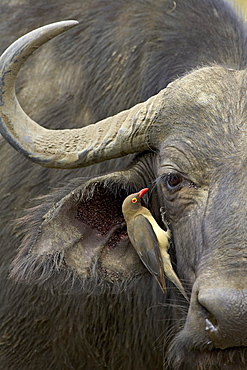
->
[161, 173, 198, 192]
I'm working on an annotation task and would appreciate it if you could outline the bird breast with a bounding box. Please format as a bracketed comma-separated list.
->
[135, 209, 170, 250]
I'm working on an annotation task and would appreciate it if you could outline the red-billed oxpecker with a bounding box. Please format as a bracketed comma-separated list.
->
[122, 188, 188, 299]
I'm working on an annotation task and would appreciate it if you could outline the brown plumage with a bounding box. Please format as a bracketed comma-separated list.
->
[122, 188, 188, 299]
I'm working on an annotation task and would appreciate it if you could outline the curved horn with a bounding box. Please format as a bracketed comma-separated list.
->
[0, 21, 164, 169]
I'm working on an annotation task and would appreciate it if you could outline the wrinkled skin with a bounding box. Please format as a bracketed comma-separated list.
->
[1, 0, 247, 369]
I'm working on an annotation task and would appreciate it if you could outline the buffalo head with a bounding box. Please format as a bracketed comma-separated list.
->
[0, 20, 247, 370]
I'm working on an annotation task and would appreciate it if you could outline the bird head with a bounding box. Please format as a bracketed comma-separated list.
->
[122, 188, 149, 218]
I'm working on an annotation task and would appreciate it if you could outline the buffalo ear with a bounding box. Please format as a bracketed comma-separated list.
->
[10, 177, 145, 289]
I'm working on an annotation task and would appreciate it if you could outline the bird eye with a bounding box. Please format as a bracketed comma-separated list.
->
[131, 197, 138, 203]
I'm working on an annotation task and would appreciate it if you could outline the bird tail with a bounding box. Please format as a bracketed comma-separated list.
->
[162, 254, 188, 300]
[155, 275, 166, 294]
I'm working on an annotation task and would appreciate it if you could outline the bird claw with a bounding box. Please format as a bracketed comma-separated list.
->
[160, 207, 170, 231]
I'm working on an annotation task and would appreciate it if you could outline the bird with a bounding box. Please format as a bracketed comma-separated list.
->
[122, 188, 188, 299]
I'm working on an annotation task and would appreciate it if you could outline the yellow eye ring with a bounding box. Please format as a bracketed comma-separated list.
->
[131, 197, 138, 203]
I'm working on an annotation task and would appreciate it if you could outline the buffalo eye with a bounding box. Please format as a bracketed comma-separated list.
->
[162, 172, 198, 192]
[166, 173, 183, 190]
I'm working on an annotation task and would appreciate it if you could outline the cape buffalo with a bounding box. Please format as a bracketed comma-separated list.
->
[0, 0, 247, 369]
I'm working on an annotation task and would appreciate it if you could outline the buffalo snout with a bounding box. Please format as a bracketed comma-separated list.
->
[169, 279, 247, 369]
[181, 274, 247, 350]
[198, 287, 247, 349]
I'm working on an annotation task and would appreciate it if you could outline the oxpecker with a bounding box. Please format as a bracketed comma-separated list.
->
[122, 188, 188, 299]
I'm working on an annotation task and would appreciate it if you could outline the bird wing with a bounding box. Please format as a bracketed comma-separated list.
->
[127, 214, 166, 292]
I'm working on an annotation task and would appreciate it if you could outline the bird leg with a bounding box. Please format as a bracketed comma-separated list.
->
[160, 207, 170, 232]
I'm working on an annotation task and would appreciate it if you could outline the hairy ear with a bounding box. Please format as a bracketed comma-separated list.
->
[10, 152, 158, 290]
[10, 174, 149, 290]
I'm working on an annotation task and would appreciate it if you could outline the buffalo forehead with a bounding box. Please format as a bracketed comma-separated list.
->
[155, 66, 246, 167]
[153, 66, 246, 135]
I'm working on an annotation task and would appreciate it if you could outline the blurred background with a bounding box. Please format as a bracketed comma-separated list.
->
[232, 0, 247, 15]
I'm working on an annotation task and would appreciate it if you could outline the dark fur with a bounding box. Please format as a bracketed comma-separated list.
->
[0, 0, 247, 369]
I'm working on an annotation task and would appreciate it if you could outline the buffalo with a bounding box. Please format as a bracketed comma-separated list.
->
[0, 0, 247, 369]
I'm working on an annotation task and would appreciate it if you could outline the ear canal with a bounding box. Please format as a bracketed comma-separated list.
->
[0, 21, 165, 169]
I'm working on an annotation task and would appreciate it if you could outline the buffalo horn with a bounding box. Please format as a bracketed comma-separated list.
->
[0, 21, 164, 168]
